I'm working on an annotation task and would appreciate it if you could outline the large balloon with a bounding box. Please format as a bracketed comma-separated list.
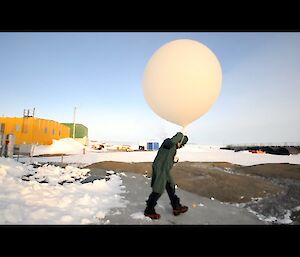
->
[143, 39, 222, 128]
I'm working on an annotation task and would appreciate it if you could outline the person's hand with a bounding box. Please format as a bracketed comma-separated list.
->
[174, 155, 179, 163]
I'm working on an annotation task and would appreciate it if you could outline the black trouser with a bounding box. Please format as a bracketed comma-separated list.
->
[146, 182, 180, 209]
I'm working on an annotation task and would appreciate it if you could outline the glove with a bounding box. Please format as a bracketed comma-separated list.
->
[174, 155, 179, 163]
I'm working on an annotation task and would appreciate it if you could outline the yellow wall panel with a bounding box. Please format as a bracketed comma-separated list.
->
[0, 117, 70, 145]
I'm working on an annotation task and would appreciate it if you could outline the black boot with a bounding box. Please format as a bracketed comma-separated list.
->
[172, 203, 188, 216]
[144, 206, 161, 219]
[144, 192, 161, 219]
[166, 182, 188, 216]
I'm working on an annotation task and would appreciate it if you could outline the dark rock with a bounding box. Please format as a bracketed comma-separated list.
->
[81, 175, 106, 184]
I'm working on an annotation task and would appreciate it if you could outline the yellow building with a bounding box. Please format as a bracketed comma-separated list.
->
[0, 117, 70, 145]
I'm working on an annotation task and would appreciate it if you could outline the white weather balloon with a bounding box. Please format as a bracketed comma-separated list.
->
[143, 39, 222, 128]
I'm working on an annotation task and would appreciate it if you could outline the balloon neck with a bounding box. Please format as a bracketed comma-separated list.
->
[181, 125, 189, 135]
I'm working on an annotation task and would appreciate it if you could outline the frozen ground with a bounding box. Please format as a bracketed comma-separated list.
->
[95, 171, 265, 225]
[0, 157, 265, 225]
[3, 139, 299, 225]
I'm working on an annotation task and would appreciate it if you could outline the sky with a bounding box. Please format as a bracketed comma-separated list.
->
[0, 32, 300, 145]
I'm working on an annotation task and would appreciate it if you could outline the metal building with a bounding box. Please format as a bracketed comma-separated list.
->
[0, 117, 70, 146]
[62, 123, 89, 146]
[147, 142, 159, 151]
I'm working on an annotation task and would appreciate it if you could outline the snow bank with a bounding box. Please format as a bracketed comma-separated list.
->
[33, 138, 86, 156]
[247, 208, 293, 224]
[0, 157, 128, 224]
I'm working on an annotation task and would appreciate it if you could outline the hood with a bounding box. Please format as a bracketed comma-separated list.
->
[171, 132, 184, 144]
[180, 135, 188, 148]
[170, 132, 188, 148]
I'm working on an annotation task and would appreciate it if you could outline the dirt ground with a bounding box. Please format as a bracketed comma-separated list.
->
[85, 161, 300, 224]
[236, 163, 300, 180]
[85, 161, 288, 203]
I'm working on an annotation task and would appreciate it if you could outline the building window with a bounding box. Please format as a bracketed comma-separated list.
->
[44, 128, 48, 134]
[15, 124, 21, 132]
[52, 129, 55, 135]
[58, 130, 61, 136]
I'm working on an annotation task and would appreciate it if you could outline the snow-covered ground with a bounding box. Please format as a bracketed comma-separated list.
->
[0, 157, 128, 224]
[19, 139, 300, 166]
[0, 157, 266, 225]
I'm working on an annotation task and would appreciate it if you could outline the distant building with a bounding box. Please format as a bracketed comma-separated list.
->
[139, 141, 160, 151]
[0, 117, 70, 145]
[0, 116, 70, 155]
[147, 141, 159, 151]
[62, 123, 88, 146]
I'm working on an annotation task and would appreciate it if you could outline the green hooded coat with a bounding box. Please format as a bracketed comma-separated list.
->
[151, 132, 188, 194]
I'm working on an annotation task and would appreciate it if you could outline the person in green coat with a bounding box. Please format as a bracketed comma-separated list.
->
[144, 132, 189, 219]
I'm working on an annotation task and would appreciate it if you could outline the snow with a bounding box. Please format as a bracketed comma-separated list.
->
[178, 145, 300, 166]
[130, 212, 151, 221]
[0, 157, 128, 224]
[5, 139, 299, 224]
[247, 208, 293, 224]
[1, 155, 296, 225]
[294, 206, 300, 212]
[32, 138, 86, 156]
[18, 140, 300, 166]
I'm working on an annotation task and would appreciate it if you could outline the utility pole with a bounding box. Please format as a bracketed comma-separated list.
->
[73, 107, 77, 139]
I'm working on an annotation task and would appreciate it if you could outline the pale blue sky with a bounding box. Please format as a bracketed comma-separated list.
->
[0, 32, 299, 145]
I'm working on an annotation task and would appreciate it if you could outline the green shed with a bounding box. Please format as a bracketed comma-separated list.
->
[62, 123, 88, 138]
